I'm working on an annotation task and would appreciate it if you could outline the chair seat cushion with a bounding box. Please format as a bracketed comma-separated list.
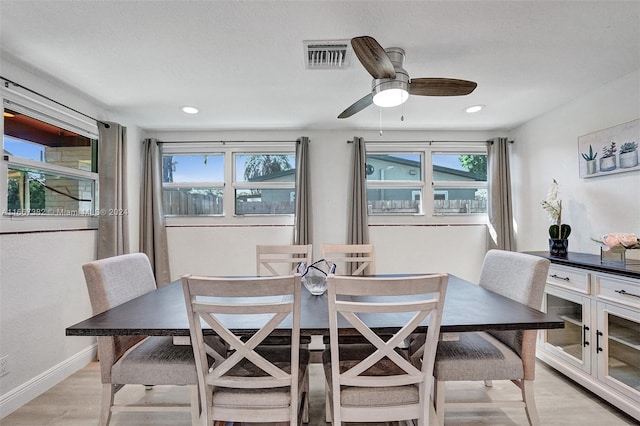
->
[212, 346, 309, 408]
[111, 336, 199, 386]
[322, 344, 419, 407]
[434, 331, 524, 381]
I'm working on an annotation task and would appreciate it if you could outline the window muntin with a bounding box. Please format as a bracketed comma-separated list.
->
[161, 146, 296, 218]
[3, 106, 98, 217]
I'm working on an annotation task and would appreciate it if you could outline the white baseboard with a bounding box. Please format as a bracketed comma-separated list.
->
[0, 344, 97, 419]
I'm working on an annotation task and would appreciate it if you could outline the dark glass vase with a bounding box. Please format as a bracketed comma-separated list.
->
[549, 238, 569, 258]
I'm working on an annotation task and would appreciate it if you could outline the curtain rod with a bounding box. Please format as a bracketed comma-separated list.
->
[347, 139, 514, 144]
[1, 76, 106, 126]
[153, 140, 300, 144]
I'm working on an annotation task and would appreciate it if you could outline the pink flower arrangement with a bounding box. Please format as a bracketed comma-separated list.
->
[598, 233, 640, 251]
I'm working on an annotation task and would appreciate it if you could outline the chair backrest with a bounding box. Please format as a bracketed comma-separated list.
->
[478, 249, 550, 379]
[256, 244, 312, 276]
[82, 253, 157, 383]
[182, 274, 302, 423]
[326, 273, 448, 420]
[321, 243, 376, 275]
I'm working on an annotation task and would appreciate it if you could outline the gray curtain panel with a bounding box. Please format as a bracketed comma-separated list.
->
[294, 136, 312, 245]
[140, 138, 171, 285]
[347, 136, 369, 246]
[487, 137, 515, 251]
[97, 121, 129, 259]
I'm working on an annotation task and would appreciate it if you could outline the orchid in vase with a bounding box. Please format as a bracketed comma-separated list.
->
[541, 179, 571, 240]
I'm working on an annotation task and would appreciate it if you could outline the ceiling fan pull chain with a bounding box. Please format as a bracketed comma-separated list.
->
[401, 101, 405, 122]
[379, 108, 383, 136]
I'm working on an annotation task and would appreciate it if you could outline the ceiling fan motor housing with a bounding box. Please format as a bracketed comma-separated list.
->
[371, 47, 409, 98]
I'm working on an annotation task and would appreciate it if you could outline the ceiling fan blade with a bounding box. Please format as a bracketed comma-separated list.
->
[351, 36, 396, 79]
[409, 78, 477, 96]
[338, 92, 374, 119]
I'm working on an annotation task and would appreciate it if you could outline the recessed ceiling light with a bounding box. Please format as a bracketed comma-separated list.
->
[465, 105, 484, 114]
[181, 106, 199, 114]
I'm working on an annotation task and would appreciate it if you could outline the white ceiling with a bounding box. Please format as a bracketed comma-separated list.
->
[1, 1, 639, 132]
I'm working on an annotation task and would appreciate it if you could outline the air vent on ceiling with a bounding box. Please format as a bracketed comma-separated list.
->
[304, 40, 350, 70]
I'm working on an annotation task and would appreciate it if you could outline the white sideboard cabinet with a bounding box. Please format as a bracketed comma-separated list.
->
[526, 252, 639, 421]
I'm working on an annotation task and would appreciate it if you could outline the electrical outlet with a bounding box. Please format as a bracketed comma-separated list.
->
[0, 355, 8, 377]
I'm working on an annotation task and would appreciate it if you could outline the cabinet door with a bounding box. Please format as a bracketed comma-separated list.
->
[541, 286, 592, 373]
[596, 302, 640, 402]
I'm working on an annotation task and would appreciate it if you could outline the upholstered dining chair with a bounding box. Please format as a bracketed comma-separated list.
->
[182, 274, 310, 425]
[256, 244, 313, 276]
[321, 243, 376, 275]
[323, 273, 448, 425]
[82, 253, 225, 426]
[414, 250, 550, 426]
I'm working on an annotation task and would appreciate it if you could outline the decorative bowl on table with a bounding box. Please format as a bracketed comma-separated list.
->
[298, 259, 336, 296]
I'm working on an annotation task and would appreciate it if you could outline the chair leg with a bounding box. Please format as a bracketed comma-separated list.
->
[325, 386, 332, 423]
[189, 385, 200, 426]
[304, 372, 311, 423]
[433, 380, 446, 425]
[484, 379, 493, 387]
[100, 383, 114, 426]
[522, 380, 540, 426]
[434, 380, 445, 426]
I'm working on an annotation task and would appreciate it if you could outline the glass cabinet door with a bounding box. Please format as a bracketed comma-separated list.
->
[597, 303, 640, 400]
[541, 287, 591, 372]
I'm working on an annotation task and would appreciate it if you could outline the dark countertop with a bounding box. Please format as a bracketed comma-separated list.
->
[524, 251, 640, 280]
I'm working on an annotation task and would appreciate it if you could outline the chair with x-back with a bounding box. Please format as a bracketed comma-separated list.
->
[182, 273, 310, 425]
[321, 243, 376, 276]
[256, 244, 312, 276]
[323, 273, 448, 425]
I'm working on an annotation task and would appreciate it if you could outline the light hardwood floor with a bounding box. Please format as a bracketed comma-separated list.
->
[1, 360, 636, 425]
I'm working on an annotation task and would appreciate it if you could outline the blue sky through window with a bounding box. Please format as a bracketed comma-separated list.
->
[3, 136, 44, 161]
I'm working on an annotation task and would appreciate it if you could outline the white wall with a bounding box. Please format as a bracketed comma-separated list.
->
[0, 58, 142, 417]
[511, 70, 640, 253]
[147, 128, 496, 283]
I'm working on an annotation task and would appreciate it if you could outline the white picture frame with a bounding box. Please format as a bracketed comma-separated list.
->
[578, 118, 639, 178]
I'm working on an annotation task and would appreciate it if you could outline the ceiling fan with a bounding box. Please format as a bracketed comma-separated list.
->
[338, 36, 477, 119]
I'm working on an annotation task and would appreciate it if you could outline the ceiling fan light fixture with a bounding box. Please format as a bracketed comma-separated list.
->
[373, 87, 409, 107]
[372, 76, 409, 108]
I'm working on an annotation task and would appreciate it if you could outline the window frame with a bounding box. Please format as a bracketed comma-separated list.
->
[161, 142, 296, 226]
[365, 142, 487, 225]
[1, 86, 99, 232]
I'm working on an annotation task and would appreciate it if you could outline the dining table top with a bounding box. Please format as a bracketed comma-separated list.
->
[66, 274, 564, 337]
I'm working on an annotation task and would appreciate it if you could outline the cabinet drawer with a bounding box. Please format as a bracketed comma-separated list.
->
[547, 265, 590, 294]
[595, 275, 640, 309]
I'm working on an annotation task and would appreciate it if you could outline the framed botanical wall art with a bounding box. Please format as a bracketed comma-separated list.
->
[578, 118, 639, 178]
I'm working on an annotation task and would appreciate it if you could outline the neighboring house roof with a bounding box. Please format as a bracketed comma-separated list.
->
[247, 168, 295, 182]
[368, 154, 485, 181]
[249, 155, 484, 182]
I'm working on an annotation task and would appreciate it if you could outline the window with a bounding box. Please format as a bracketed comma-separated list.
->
[234, 153, 296, 215]
[365, 142, 487, 223]
[366, 153, 423, 215]
[162, 154, 224, 216]
[161, 143, 296, 220]
[3, 103, 98, 217]
[432, 153, 487, 215]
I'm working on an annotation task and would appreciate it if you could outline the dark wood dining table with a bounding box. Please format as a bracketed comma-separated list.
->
[66, 274, 564, 338]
